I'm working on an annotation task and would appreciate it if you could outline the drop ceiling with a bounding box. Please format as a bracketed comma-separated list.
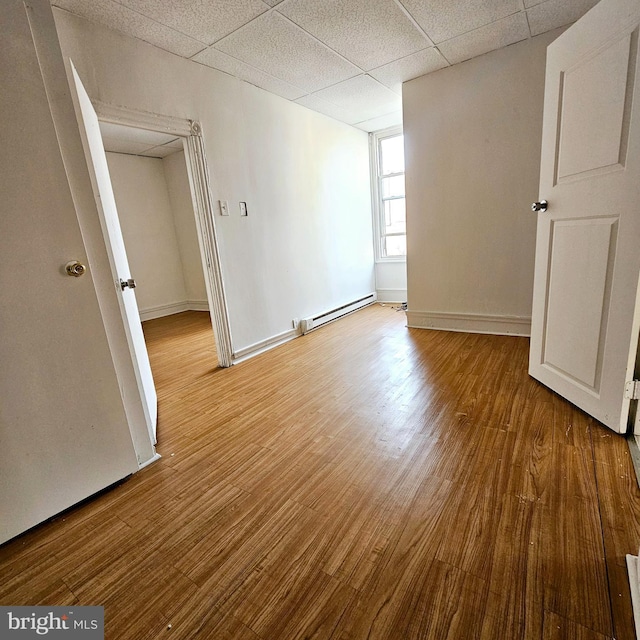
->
[52, 0, 599, 132]
[99, 121, 184, 157]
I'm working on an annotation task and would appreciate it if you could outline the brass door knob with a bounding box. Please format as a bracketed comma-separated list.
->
[65, 261, 87, 277]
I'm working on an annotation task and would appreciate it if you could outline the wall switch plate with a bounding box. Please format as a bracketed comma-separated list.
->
[219, 200, 229, 216]
[239, 201, 248, 216]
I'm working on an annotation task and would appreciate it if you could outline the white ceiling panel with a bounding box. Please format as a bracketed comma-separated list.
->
[214, 12, 361, 93]
[369, 47, 449, 93]
[294, 94, 358, 123]
[117, 0, 270, 45]
[52, 0, 205, 57]
[193, 47, 307, 100]
[140, 145, 182, 158]
[308, 75, 402, 123]
[438, 12, 530, 65]
[102, 138, 153, 155]
[54, 0, 600, 133]
[527, 0, 599, 36]
[99, 122, 178, 146]
[353, 111, 403, 133]
[278, 0, 431, 71]
[397, 0, 522, 44]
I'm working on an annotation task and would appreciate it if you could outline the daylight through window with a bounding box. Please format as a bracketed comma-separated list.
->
[373, 129, 406, 259]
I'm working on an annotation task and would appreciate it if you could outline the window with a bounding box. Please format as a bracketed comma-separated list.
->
[371, 128, 406, 260]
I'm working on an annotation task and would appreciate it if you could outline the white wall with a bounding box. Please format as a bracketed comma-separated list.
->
[375, 262, 407, 303]
[403, 30, 562, 336]
[163, 150, 208, 307]
[54, 10, 374, 353]
[106, 152, 189, 317]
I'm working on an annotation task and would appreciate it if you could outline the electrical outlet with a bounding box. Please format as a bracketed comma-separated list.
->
[219, 200, 229, 216]
[292, 318, 299, 329]
[239, 201, 248, 216]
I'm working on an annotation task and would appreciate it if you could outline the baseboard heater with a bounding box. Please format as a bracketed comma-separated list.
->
[300, 293, 376, 335]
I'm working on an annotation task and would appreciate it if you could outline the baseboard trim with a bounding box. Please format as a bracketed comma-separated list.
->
[406, 310, 531, 337]
[376, 288, 407, 303]
[232, 328, 299, 364]
[139, 300, 209, 321]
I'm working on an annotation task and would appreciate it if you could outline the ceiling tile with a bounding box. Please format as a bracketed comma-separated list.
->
[369, 47, 449, 93]
[140, 145, 182, 157]
[52, 0, 205, 57]
[278, 0, 431, 71]
[99, 122, 178, 146]
[438, 12, 530, 65]
[214, 12, 360, 93]
[116, 0, 270, 45]
[294, 94, 357, 123]
[102, 138, 154, 155]
[527, 0, 599, 36]
[308, 75, 402, 123]
[524, 0, 546, 7]
[192, 47, 307, 100]
[353, 111, 403, 132]
[262, 0, 284, 5]
[397, 0, 522, 43]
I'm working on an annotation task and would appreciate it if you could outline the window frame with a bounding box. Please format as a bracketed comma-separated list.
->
[370, 126, 406, 263]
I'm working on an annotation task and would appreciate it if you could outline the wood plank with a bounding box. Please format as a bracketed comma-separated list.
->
[0, 305, 638, 640]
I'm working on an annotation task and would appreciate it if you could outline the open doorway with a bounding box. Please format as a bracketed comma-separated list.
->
[98, 121, 219, 396]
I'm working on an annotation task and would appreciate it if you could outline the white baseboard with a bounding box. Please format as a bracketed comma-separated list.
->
[139, 300, 209, 321]
[376, 288, 407, 303]
[406, 310, 531, 337]
[232, 328, 299, 364]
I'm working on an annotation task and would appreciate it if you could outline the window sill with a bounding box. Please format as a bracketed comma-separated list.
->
[375, 256, 407, 264]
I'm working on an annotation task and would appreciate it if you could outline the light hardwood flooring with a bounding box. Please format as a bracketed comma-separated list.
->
[2, 304, 640, 639]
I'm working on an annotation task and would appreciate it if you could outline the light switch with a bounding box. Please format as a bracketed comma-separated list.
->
[239, 202, 248, 216]
[219, 200, 229, 216]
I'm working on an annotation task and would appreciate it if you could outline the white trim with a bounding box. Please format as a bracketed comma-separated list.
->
[184, 129, 235, 367]
[232, 328, 299, 363]
[91, 102, 234, 368]
[407, 311, 532, 336]
[139, 300, 209, 322]
[92, 100, 192, 137]
[138, 452, 162, 469]
[376, 288, 407, 303]
[370, 126, 406, 261]
[627, 552, 640, 640]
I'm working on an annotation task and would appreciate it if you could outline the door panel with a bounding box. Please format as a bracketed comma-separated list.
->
[69, 64, 158, 442]
[0, 0, 139, 544]
[529, 0, 640, 432]
[556, 32, 636, 181]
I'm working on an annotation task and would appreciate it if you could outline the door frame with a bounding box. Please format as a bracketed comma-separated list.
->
[92, 100, 234, 368]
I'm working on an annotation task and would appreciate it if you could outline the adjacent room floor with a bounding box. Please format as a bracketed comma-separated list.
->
[2, 304, 640, 639]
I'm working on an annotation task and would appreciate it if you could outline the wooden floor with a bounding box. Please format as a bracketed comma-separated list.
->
[3, 304, 640, 639]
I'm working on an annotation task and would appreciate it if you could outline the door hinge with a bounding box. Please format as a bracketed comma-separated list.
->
[625, 380, 640, 400]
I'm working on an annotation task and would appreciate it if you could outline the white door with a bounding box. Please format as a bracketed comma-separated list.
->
[529, 0, 640, 432]
[68, 64, 158, 442]
[0, 0, 140, 544]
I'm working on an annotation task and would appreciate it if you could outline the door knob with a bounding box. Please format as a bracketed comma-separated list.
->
[531, 200, 548, 212]
[120, 278, 137, 290]
[65, 261, 87, 277]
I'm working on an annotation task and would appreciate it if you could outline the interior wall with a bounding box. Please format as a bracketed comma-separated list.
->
[375, 262, 407, 303]
[403, 30, 562, 336]
[106, 152, 189, 318]
[163, 150, 208, 308]
[54, 10, 374, 353]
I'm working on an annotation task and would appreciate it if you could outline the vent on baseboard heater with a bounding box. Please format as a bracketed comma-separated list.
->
[300, 293, 376, 335]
